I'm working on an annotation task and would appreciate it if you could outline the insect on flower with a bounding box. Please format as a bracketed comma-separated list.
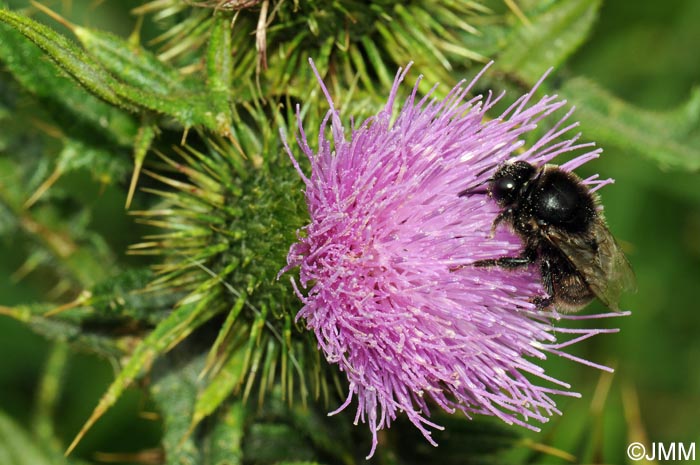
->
[282, 59, 629, 458]
[460, 160, 636, 312]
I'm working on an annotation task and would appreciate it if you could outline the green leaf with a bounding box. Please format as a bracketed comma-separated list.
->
[243, 423, 316, 464]
[151, 352, 206, 465]
[206, 15, 234, 95]
[191, 344, 247, 432]
[498, 0, 602, 84]
[0, 412, 57, 465]
[72, 24, 230, 134]
[55, 138, 130, 189]
[563, 76, 700, 171]
[32, 343, 69, 447]
[0, 7, 232, 135]
[73, 26, 191, 97]
[65, 290, 223, 456]
[203, 14, 234, 135]
[387, 416, 523, 465]
[288, 403, 354, 465]
[86, 267, 179, 324]
[206, 401, 245, 465]
[0, 18, 138, 147]
[0, 7, 135, 110]
[0, 302, 125, 358]
[0, 136, 125, 291]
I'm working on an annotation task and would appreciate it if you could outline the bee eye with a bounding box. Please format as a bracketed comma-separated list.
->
[489, 161, 535, 206]
[491, 176, 517, 204]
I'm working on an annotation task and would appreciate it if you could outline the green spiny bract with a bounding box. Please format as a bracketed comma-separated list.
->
[131, 126, 329, 421]
[137, 0, 488, 99]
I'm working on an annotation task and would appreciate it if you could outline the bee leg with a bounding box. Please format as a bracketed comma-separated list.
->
[533, 258, 555, 309]
[473, 256, 531, 268]
[472, 245, 536, 269]
[489, 210, 510, 238]
[532, 295, 553, 308]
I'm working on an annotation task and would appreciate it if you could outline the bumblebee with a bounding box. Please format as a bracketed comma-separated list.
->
[464, 160, 636, 312]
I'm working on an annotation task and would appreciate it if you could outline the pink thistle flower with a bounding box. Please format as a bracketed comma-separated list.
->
[282, 61, 627, 458]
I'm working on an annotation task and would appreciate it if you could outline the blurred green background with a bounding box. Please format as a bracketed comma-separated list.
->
[1, 0, 699, 464]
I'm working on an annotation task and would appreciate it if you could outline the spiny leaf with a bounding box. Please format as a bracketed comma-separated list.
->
[562, 76, 700, 171]
[0, 16, 138, 147]
[203, 14, 234, 135]
[0, 410, 88, 465]
[206, 402, 245, 465]
[126, 120, 158, 209]
[138, 0, 491, 104]
[390, 416, 522, 465]
[151, 352, 206, 465]
[0, 7, 231, 135]
[27, 138, 131, 209]
[191, 344, 248, 433]
[69, 21, 231, 134]
[201, 291, 248, 378]
[243, 423, 316, 464]
[65, 290, 222, 456]
[498, 0, 603, 84]
[0, 106, 127, 292]
[132, 2, 213, 64]
[73, 27, 193, 97]
[288, 403, 355, 465]
[206, 14, 234, 95]
[0, 7, 135, 110]
[30, 0, 193, 96]
[0, 303, 125, 358]
[32, 342, 69, 447]
[85, 267, 179, 324]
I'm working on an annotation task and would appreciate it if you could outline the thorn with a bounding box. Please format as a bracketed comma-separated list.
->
[30, 118, 64, 139]
[30, 1, 76, 32]
[11, 253, 42, 282]
[127, 122, 156, 209]
[518, 438, 576, 463]
[128, 12, 144, 47]
[65, 402, 106, 456]
[93, 449, 163, 465]
[503, 0, 532, 27]
[0, 305, 17, 317]
[43, 290, 91, 317]
[24, 166, 63, 209]
[138, 411, 160, 421]
[590, 364, 615, 415]
[125, 156, 144, 209]
[622, 381, 653, 456]
[177, 420, 198, 450]
[180, 127, 191, 146]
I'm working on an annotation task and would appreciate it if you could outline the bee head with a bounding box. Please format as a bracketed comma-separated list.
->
[489, 160, 536, 207]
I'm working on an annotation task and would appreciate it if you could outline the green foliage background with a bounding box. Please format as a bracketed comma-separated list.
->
[1, 0, 699, 464]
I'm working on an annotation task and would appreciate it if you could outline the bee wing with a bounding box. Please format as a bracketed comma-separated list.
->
[543, 222, 636, 310]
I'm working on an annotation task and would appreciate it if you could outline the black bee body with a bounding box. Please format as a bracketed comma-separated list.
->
[468, 160, 635, 312]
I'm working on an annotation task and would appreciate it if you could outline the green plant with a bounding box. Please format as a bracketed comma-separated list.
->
[1, 1, 698, 464]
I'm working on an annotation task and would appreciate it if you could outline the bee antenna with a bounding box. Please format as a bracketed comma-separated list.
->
[458, 178, 491, 197]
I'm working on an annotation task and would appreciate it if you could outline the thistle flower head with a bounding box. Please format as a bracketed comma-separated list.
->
[283, 61, 625, 458]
